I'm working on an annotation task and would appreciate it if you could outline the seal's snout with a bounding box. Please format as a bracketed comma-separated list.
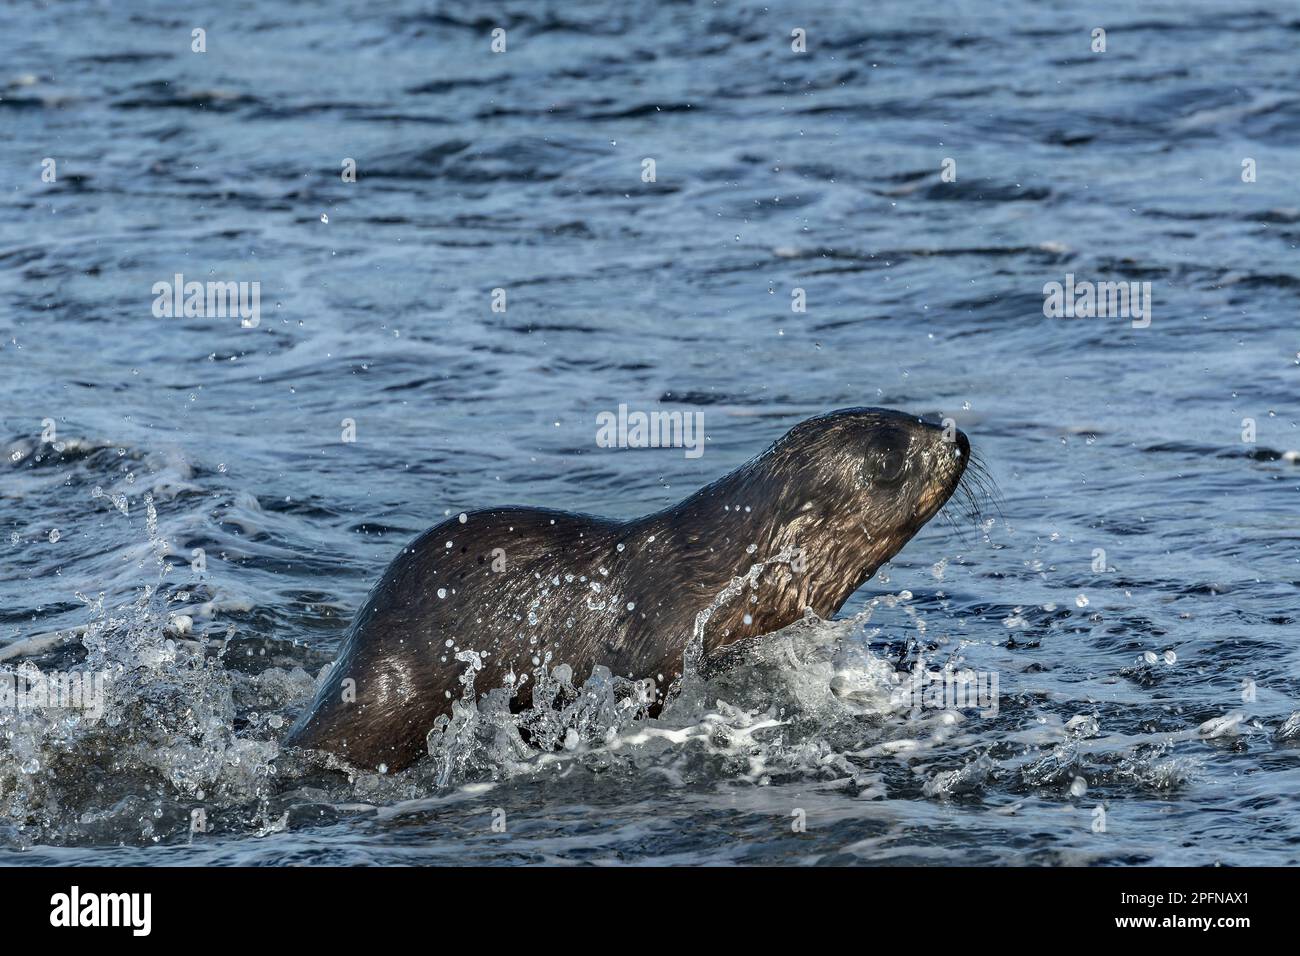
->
[897, 414, 969, 476]
[909, 415, 968, 460]
[914, 416, 969, 471]
[929, 422, 970, 491]
[954, 428, 970, 461]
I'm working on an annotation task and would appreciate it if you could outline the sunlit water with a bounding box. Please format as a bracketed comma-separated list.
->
[2, 0, 1299, 865]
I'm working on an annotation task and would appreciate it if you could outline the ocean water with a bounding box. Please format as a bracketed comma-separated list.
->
[2, 0, 1299, 865]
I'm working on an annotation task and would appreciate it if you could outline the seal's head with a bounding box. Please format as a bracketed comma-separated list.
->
[744, 407, 973, 599]
[852, 407, 969, 564]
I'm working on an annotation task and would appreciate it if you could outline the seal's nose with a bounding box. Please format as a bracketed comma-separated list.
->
[912, 414, 969, 460]
[955, 429, 970, 461]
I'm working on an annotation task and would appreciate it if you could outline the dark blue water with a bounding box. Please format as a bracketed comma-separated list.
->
[2, 0, 1299, 864]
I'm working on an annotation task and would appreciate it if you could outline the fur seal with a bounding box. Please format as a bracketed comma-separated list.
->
[286, 407, 973, 771]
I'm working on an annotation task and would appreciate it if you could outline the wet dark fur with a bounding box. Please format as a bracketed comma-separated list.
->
[286, 407, 971, 771]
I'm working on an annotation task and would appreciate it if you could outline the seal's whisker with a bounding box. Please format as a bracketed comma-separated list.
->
[938, 503, 974, 545]
[951, 449, 1003, 528]
[971, 463, 1005, 521]
[962, 473, 995, 521]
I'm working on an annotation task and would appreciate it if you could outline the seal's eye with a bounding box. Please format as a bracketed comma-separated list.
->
[866, 431, 911, 488]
